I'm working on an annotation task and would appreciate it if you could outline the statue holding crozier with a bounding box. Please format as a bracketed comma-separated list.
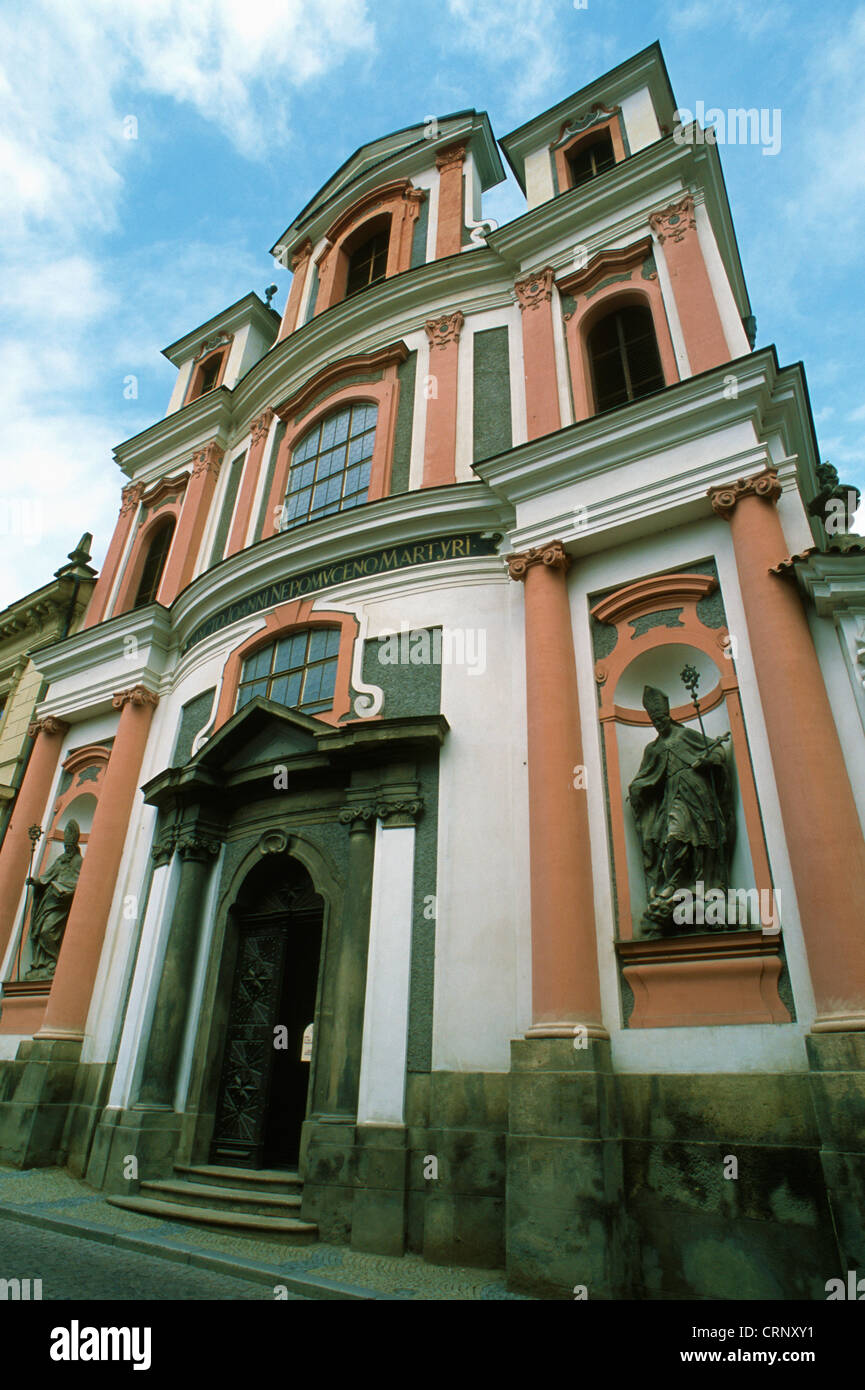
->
[24, 820, 83, 980]
[627, 685, 734, 936]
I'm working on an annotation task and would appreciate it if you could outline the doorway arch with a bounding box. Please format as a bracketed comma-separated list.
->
[209, 854, 323, 1169]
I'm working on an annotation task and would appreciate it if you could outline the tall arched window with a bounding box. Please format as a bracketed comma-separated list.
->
[133, 519, 175, 608]
[567, 130, 615, 188]
[587, 303, 665, 413]
[282, 402, 377, 529]
[236, 628, 341, 714]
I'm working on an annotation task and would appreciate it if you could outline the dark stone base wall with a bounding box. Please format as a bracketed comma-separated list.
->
[300, 1071, 509, 1264]
[0, 1040, 113, 1175]
[3, 1037, 863, 1302]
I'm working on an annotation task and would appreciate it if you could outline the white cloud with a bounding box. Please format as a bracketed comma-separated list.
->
[446, 0, 616, 116]
[0, 0, 377, 606]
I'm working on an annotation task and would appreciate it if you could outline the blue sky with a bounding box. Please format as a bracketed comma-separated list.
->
[1, 0, 863, 605]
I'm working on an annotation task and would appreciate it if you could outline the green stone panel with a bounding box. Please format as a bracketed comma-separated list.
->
[388, 351, 417, 496]
[410, 199, 429, 268]
[172, 689, 215, 766]
[473, 327, 512, 463]
[253, 419, 286, 541]
[208, 451, 245, 567]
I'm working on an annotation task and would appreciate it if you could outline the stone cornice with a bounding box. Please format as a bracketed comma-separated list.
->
[274, 342, 409, 421]
[475, 350, 816, 553]
[162, 292, 278, 366]
[786, 550, 865, 618]
[488, 133, 750, 321]
[557, 237, 653, 298]
[114, 388, 230, 481]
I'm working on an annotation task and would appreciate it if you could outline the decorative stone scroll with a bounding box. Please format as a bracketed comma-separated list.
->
[506, 541, 571, 581]
[112, 685, 160, 711]
[27, 716, 69, 739]
[708, 469, 782, 518]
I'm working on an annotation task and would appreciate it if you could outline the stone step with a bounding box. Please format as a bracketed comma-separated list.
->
[141, 1178, 303, 1218]
[106, 1194, 318, 1245]
[173, 1164, 303, 1197]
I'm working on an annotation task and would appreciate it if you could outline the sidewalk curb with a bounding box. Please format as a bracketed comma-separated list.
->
[0, 1199, 401, 1300]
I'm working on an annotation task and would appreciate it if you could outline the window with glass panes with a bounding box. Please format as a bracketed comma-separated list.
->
[587, 304, 664, 412]
[235, 628, 341, 714]
[345, 229, 389, 296]
[282, 402, 376, 529]
[567, 131, 616, 188]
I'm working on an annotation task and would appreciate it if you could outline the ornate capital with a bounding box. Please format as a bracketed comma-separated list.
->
[119, 482, 144, 517]
[514, 267, 556, 312]
[708, 469, 782, 519]
[507, 541, 571, 582]
[151, 827, 177, 866]
[339, 804, 377, 833]
[425, 311, 464, 349]
[290, 238, 313, 271]
[250, 407, 274, 447]
[648, 196, 696, 245]
[191, 441, 224, 478]
[112, 685, 160, 711]
[176, 831, 221, 862]
[376, 797, 424, 828]
[435, 142, 466, 172]
[403, 186, 427, 220]
[28, 715, 69, 739]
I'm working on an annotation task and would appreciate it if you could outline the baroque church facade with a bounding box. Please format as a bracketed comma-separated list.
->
[1, 43, 864, 1299]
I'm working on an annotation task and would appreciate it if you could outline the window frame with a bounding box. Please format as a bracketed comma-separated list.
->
[586, 303, 666, 413]
[261, 347, 408, 542]
[213, 601, 362, 731]
[553, 114, 626, 195]
[183, 339, 232, 406]
[235, 626, 342, 716]
[280, 399, 379, 532]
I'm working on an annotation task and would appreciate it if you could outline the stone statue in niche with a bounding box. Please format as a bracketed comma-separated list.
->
[628, 687, 734, 937]
[24, 820, 82, 980]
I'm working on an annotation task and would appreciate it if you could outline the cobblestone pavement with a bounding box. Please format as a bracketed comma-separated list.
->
[0, 1165, 529, 1300]
[0, 1219, 305, 1300]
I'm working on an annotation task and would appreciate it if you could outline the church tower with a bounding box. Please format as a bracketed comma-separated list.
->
[0, 43, 863, 1300]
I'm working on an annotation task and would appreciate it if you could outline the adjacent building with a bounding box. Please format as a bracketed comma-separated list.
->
[0, 43, 863, 1299]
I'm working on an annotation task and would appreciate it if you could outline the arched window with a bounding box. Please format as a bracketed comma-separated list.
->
[282, 402, 377, 529]
[587, 303, 665, 413]
[133, 519, 175, 608]
[567, 131, 615, 189]
[345, 226, 389, 297]
[236, 628, 341, 714]
[187, 349, 227, 403]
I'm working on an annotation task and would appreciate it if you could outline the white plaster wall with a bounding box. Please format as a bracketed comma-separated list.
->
[222, 324, 250, 389]
[652, 233, 692, 379]
[694, 201, 751, 359]
[165, 360, 194, 417]
[620, 87, 662, 153]
[357, 822, 415, 1123]
[524, 149, 554, 210]
[807, 605, 865, 835]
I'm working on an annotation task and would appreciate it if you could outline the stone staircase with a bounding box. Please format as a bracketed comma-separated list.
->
[106, 1164, 318, 1244]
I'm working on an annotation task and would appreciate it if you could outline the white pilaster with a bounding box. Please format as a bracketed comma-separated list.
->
[356, 821, 415, 1124]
